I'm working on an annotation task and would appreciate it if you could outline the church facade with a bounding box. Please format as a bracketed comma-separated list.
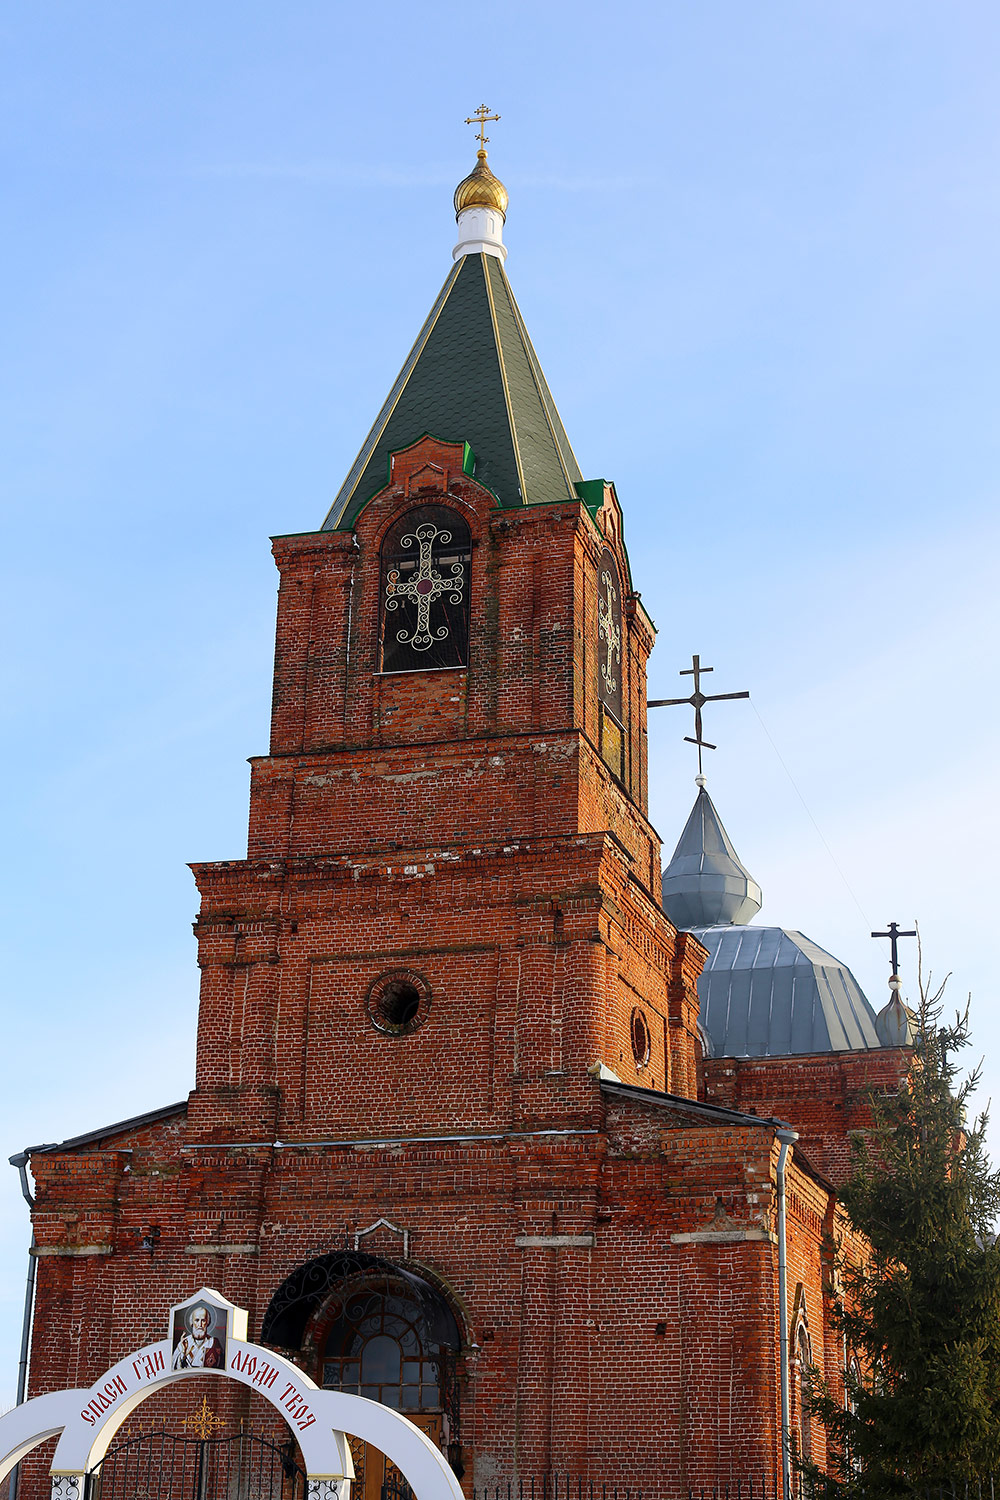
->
[14, 143, 911, 1500]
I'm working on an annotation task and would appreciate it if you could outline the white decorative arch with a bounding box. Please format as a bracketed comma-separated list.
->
[0, 1391, 82, 1486]
[0, 1288, 465, 1500]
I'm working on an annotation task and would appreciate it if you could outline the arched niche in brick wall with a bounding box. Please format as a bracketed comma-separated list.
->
[0, 1287, 465, 1500]
[262, 1251, 462, 1355]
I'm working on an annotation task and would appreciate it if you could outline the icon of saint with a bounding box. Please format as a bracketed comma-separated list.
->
[171, 1303, 225, 1370]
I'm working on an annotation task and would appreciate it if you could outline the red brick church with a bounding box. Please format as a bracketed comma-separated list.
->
[13, 139, 914, 1500]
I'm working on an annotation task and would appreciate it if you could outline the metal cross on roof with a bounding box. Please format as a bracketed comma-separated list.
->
[871, 920, 917, 979]
[465, 104, 500, 149]
[649, 653, 750, 775]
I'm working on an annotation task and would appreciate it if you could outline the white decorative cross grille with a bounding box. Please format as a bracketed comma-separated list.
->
[385, 522, 465, 652]
[598, 568, 621, 695]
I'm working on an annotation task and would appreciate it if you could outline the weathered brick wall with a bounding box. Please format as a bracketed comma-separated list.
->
[18, 439, 886, 1498]
[23, 1092, 850, 1496]
[702, 1047, 912, 1185]
[185, 832, 679, 1145]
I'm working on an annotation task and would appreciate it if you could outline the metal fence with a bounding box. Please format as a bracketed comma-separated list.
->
[686, 1483, 1000, 1500]
[473, 1480, 643, 1500]
[687, 1481, 782, 1500]
[83, 1428, 307, 1500]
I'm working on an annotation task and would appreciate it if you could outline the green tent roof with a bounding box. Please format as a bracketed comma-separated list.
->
[322, 253, 583, 531]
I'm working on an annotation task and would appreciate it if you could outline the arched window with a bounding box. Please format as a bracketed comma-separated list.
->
[321, 1276, 443, 1412]
[596, 546, 625, 779]
[597, 547, 624, 725]
[380, 506, 471, 673]
[290, 1262, 463, 1499]
[845, 1354, 863, 1473]
[794, 1322, 814, 1468]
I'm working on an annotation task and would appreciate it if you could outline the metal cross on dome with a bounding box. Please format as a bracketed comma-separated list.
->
[465, 104, 500, 148]
[871, 920, 917, 980]
[649, 653, 750, 775]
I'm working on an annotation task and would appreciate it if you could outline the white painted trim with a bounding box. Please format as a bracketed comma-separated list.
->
[49, 1340, 342, 1476]
[671, 1229, 775, 1244]
[0, 1389, 81, 1484]
[184, 1244, 258, 1256]
[453, 206, 507, 262]
[587, 1062, 622, 1082]
[0, 1345, 464, 1500]
[353, 1218, 410, 1258]
[515, 1234, 596, 1248]
[31, 1245, 111, 1258]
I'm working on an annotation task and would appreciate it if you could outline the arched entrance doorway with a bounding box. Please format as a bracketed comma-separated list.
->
[262, 1254, 463, 1500]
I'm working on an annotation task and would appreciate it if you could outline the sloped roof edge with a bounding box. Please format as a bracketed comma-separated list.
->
[600, 1078, 790, 1131]
[322, 260, 463, 530]
[16, 1100, 188, 1158]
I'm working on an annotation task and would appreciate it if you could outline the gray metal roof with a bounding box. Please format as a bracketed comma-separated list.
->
[322, 253, 582, 531]
[661, 785, 762, 928]
[691, 925, 882, 1057]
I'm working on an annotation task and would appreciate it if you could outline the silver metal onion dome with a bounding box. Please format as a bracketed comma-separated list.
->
[661, 781, 762, 929]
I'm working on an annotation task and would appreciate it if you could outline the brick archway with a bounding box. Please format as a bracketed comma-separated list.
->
[262, 1250, 463, 1356]
[264, 1251, 467, 1495]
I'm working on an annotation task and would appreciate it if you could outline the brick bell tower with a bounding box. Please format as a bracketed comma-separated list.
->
[186, 145, 703, 1157]
[16, 130, 916, 1500]
[29, 136, 845, 1500]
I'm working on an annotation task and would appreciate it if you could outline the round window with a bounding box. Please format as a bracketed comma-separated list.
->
[630, 1007, 651, 1068]
[366, 970, 431, 1037]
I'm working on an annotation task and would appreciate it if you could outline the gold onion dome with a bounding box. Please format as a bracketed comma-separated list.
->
[454, 149, 508, 221]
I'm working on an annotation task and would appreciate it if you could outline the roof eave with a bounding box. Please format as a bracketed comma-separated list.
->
[600, 1078, 791, 1131]
[15, 1100, 188, 1159]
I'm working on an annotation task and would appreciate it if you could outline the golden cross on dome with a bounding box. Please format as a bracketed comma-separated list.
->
[182, 1396, 226, 1441]
[465, 104, 500, 149]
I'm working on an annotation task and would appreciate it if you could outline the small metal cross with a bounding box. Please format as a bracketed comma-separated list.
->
[649, 654, 750, 775]
[465, 104, 500, 149]
[182, 1397, 226, 1440]
[871, 921, 917, 979]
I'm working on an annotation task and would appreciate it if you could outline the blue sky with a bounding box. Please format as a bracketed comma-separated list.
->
[2, 1, 999, 1405]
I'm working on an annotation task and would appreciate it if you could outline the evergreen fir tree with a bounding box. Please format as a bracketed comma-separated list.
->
[806, 961, 1000, 1496]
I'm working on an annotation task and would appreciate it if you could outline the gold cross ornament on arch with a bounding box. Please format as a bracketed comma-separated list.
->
[181, 1396, 227, 1441]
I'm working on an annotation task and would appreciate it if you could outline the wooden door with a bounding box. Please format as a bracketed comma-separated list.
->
[319, 1274, 454, 1500]
[350, 1415, 442, 1500]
